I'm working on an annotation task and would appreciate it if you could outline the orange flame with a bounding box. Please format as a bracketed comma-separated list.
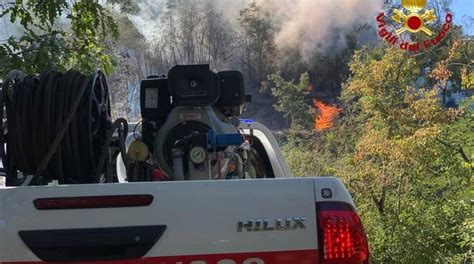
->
[312, 98, 340, 130]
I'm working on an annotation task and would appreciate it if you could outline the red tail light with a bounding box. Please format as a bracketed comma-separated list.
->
[34, 194, 153, 210]
[316, 202, 369, 264]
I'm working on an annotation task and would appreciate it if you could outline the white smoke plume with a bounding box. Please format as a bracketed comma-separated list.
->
[258, 0, 382, 56]
[121, 0, 382, 55]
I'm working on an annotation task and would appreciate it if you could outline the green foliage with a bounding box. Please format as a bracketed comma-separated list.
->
[265, 72, 314, 129]
[0, 0, 118, 76]
[283, 145, 324, 177]
[416, 29, 474, 93]
[461, 69, 474, 89]
[283, 45, 472, 263]
[457, 40, 474, 89]
[341, 47, 471, 263]
[282, 131, 336, 177]
[440, 96, 474, 168]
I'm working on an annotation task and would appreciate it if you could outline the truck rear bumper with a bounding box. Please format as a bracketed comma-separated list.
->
[2, 249, 318, 264]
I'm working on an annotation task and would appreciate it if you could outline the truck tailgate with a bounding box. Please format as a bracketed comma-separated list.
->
[0, 178, 318, 263]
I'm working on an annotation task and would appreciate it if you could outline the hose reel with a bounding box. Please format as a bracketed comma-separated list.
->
[0, 70, 127, 186]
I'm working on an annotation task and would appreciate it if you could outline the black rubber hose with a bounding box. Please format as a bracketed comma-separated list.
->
[0, 71, 24, 186]
[0, 70, 121, 185]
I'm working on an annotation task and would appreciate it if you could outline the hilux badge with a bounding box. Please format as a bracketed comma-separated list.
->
[237, 217, 306, 232]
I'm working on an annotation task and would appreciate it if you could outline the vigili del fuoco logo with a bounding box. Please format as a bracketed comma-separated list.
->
[376, 0, 453, 53]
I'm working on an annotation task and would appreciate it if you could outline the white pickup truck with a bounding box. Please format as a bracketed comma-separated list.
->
[0, 66, 369, 264]
[0, 120, 369, 264]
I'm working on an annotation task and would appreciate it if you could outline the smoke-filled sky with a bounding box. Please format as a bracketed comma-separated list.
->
[259, 0, 382, 54]
[2, 0, 472, 46]
[125, 0, 382, 57]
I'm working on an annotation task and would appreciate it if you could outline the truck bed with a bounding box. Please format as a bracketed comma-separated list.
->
[0, 177, 354, 263]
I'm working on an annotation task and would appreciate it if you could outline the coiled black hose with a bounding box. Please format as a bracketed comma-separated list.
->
[0, 70, 127, 185]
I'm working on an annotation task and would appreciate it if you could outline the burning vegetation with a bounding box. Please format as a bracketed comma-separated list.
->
[312, 98, 341, 130]
[307, 83, 341, 130]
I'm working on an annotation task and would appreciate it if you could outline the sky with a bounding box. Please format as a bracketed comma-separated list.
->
[451, 0, 474, 35]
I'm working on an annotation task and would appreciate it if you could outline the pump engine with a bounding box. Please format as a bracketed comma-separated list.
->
[117, 64, 252, 182]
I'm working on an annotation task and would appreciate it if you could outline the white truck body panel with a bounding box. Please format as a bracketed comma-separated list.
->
[0, 121, 358, 263]
[238, 121, 291, 177]
[0, 177, 354, 263]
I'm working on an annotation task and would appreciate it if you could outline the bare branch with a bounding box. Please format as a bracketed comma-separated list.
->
[435, 138, 471, 163]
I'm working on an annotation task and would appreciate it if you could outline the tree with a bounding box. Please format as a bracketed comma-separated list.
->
[148, 1, 235, 71]
[283, 46, 472, 263]
[202, 2, 235, 70]
[238, 2, 277, 84]
[265, 72, 314, 129]
[338, 46, 471, 263]
[0, 0, 118, 76]
[431, 39, 474, 104]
